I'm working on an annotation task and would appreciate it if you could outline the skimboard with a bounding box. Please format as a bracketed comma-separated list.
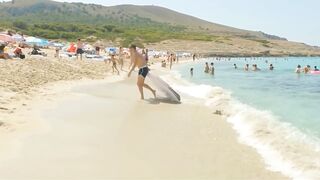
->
[147, 73, 181, 102]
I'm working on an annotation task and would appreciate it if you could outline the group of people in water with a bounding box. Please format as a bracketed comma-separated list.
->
[188, 59, 319, 77]
[295, 65, 319, 73]
[243, 63, 274, 71]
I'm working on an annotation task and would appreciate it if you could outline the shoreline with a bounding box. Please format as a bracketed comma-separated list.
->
[0, 62, 288, 179]
[169, 58, 320, 179]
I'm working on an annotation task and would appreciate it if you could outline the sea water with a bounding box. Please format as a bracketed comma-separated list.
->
[171, 57, 320, 179]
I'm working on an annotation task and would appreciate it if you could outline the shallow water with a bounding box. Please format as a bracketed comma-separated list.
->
[177, 57, 320, 137]
[172, 57, 320, 179]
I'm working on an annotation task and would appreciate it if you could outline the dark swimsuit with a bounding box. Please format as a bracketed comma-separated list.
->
[138, 66, 149, 78]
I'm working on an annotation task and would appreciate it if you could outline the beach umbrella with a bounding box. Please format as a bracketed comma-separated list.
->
[12, 34, 25, 42]
[0, 34, 14, 43]
[50, 42, 64, 47]
[25, 37, 49, 46]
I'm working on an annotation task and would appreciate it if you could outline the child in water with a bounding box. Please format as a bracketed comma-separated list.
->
[190, 68, 194, 77]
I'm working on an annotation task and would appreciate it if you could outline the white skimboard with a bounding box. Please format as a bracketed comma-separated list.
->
[147, 73, 181, 102]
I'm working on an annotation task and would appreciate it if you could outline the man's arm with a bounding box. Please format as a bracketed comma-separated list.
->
[128, 56, 137, 77]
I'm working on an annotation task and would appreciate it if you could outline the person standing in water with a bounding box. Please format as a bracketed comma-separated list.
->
[303, 65, 311, 73]
[244, 64, 249, 71]
[210, 63, 215, 75]
[234, 64, 238, 69]
[169, 53, 173, 70]
[204, 62, 210, 73]
[190, 68, 194, 77]
[295, 65, 302, 73]
[128, 44, 156, 100]
[269, 64, 274, 70]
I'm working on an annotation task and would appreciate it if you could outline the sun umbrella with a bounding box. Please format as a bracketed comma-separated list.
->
[12, 34, 25, 42]
[25, 37, 49, 47]
[0, 34, 14, 43]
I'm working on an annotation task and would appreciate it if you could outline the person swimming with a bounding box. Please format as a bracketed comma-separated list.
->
[269, 64, 274, 70]
[234, 64, 237, 69]
[295, 65, 302, 73]
[314, 66, 319, 71]
[252, 64, 260, 71]
[303, 65, 311, 73]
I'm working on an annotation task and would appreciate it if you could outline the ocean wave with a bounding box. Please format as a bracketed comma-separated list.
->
[161, 70, 320, 180]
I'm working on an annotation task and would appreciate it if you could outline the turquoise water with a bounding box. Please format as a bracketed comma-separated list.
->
[176, 57, 320, 138]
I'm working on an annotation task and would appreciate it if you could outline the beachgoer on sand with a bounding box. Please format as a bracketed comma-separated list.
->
[0, 43, 11, 59]
[76, 39, 84, 61]
[118, 47, 124, 70]
[111, 54, 120, 75]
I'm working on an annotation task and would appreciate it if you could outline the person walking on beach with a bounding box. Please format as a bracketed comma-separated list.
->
[111, 54, 120, 75]
[118, 47, 124, 71]
[128, 44, 156, 100]
[76, 39, 84, 61]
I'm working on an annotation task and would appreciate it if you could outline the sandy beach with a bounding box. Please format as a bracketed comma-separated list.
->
[0, 57, 287, 179]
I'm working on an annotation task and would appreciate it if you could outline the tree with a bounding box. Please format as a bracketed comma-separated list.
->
[12, 21, 28, 30]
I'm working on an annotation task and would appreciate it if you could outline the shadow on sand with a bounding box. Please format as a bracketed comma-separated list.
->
[145, 97, 181, 105]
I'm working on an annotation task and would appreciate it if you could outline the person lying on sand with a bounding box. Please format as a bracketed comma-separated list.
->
[0, 43, 11, 59]
[128, 44, 156, 100]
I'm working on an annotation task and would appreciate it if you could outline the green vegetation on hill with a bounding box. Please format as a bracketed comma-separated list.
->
[0, 0, 287, 47]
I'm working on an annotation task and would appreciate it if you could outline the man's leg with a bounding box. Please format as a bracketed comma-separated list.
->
[143, 83, 156, 98]
[137, 76, 145, 100]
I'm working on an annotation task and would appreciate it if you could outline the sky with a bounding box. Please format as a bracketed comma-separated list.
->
[5, 0, 320, 46]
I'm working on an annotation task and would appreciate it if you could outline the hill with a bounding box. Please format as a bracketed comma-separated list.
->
[0, 0, 319, 56]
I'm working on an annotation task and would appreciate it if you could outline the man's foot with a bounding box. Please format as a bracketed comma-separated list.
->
[152, 90, 157, 99]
